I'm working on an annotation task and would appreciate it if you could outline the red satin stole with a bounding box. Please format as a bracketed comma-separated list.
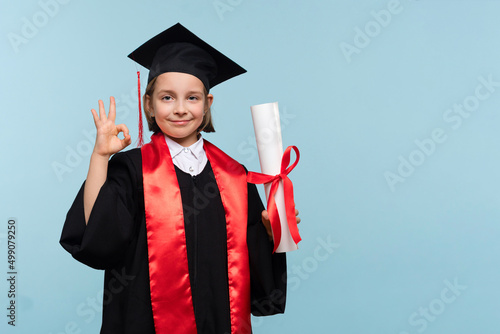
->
[141, 133, 251, 334]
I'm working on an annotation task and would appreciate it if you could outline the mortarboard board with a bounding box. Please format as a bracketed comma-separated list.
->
[128, 23, 246, 91]
[128, 23, 246, 146]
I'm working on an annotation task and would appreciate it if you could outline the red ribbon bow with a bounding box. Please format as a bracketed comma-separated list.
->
[247, 146, 301, 253]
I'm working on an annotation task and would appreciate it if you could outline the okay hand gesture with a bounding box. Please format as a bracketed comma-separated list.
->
[90, 97, 132, 157]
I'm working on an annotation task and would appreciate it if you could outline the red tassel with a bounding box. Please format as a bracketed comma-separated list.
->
[136, 71, 144, 147]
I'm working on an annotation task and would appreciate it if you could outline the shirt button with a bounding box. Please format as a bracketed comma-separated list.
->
[184, 148, 189, 153]
[189, 166, 194, 172]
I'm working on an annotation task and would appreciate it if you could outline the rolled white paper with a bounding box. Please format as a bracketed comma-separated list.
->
[250, 102, 298, 252]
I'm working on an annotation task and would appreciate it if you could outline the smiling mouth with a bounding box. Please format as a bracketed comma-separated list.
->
[170, 120, 191, 125]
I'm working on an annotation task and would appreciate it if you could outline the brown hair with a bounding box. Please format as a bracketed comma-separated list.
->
[143, 76, 215, 133]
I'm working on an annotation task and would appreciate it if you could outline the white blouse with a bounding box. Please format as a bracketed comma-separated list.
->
[163, 134, 208, 176]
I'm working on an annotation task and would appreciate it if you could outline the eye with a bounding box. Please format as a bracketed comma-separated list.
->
[188, 96, 199, 101]
[162, 95, 173, 101]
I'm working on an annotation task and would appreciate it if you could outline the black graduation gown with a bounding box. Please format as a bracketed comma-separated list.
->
[60, 148, 286, 333]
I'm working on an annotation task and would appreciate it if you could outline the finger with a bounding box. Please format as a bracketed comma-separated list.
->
[264, 225, 272, 240]
[123, 134, 132, 146]
[260, 210, 273, 240]
[121, 136, 132, 148]
[98, 100, 107, 121]
[90, 109, 99, 125]
[295, 209, 299, 216]
[296, 217, 301, 224]
[108, 96, 116, 122]
[116, 124, 132, 147]
[116, 123, 130, 136]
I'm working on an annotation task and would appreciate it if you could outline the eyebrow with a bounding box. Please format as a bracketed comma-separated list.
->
[156, 89, 203, 95]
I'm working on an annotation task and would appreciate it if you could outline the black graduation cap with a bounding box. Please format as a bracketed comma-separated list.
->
[128, 23, 246, 91]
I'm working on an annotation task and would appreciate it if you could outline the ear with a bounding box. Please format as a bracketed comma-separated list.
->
[206, 94, 214, 109]
[145, 94, 153, 116]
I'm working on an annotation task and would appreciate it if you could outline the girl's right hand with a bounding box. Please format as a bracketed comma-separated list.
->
[91, 96, 132, 157]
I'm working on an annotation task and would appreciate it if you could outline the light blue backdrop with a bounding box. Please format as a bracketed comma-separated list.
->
[1, 0, 499, 333]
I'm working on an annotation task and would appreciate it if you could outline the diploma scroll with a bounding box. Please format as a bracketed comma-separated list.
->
[249, 102, 300, 253]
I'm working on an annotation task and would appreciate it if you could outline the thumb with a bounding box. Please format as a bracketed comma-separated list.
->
[261, 210, 269, 221]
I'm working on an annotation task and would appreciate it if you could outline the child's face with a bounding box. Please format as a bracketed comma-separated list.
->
[147, 72, 213, 146]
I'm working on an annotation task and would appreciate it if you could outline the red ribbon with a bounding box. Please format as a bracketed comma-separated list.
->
[247, 146, 301, 253]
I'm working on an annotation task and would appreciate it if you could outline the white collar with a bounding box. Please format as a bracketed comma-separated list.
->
[163, 134, 205, 160]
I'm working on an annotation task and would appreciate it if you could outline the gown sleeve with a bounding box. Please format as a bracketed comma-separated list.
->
[246, 181, 287, 316]
[60, 150, 143, 270]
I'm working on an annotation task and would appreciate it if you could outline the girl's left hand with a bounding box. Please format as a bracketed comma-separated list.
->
[261, 209, 301, 241]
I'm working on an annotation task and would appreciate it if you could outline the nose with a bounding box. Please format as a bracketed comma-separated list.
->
[174, 101, 187, 115]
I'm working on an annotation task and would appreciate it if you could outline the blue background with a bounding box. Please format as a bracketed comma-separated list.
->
[1, 0, 499, 333]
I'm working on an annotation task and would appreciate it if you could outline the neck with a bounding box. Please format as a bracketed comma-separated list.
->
[164, 133, 200, 147]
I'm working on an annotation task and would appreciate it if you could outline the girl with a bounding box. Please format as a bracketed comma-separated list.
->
[60, 23, 295, 333]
